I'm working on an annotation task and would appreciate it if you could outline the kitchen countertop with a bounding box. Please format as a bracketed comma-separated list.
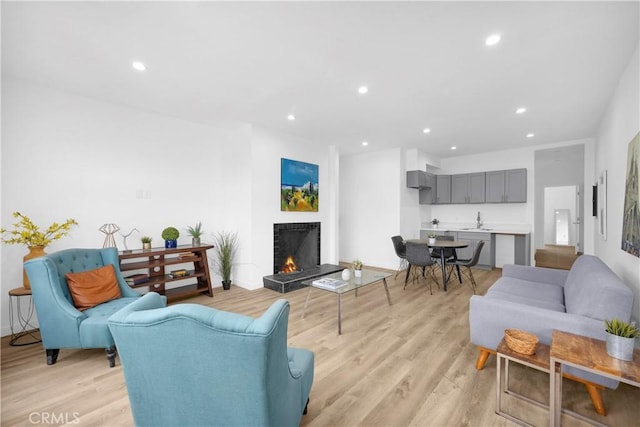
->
[421, 226, 531, 235]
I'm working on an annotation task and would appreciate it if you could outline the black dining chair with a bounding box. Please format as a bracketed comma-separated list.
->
[391, 235, 408, 278]
[446, 240, 485, 294]
[404, 242, 439, 294]
[430, 235, 461, 283]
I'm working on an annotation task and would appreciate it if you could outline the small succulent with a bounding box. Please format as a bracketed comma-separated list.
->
[428, 233, 437, 239]
[140, 236, 153, 244]
[186, 222, 203, 238]
[353, 259, 363, 270]
[605, 318, 639, 338]
[161, 227, 180, 241]
[431, 219, 440, 225]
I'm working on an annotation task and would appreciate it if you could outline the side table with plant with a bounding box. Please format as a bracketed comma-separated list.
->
[161, 227, 180, 248]
[0, 212, 78, 289]
[186, 222, 203, 247]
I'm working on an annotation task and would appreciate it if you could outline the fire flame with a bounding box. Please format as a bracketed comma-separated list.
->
[282, 255, 297, 273]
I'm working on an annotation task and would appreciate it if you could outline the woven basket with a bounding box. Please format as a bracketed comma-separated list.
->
[504, 329, 539, 355]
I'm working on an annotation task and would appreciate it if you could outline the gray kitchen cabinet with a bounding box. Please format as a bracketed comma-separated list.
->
[451, 173, 485, 203]
[435, 175, 451, 204]
[485, 169, 527, 203]
[406, 170, 428, 189]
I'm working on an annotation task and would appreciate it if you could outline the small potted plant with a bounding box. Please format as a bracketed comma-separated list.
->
[214, 231, 238, 290]
[161, 226, 180, 248]
[431, 218, 440, 229]
[427, 233, 437, 245]
[604, 318, 639, 361]
[141, 236, 153, 250]
[186, 222, 203, 247]
[353, 259, 363, 278]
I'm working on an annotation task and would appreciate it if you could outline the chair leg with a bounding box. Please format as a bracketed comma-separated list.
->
[584, 383, 606, 416]
[404, 265, 412, 290]
[106, 346, 117, 368]
[456, 265, 462, 283]
[395, 258, 408, 279]
[46, 349, 59, 365]
[303, 398, 310, 415]
[466, 266, 477, 294]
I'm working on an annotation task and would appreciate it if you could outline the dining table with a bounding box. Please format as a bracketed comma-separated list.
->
[406, 239, 469, 291]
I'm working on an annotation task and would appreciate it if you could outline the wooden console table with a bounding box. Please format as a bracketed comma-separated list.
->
[119, 245, 214, 302]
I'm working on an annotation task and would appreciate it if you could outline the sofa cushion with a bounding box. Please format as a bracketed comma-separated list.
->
[564, 255, 634, 321]
[487, 277, 565, 309]
[66, 265, 122, 311]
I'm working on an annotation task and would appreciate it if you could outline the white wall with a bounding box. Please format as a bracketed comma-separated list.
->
[0, 78, 334, 336]
[339, 148, 403, 270]
[594, 42, 640, 321]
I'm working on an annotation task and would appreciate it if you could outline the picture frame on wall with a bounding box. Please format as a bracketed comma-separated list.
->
[280, 158, 319, 212]
[621, 132, 639, 257]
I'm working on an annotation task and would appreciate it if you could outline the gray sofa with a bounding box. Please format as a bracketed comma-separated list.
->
[469, 255, 634, 414]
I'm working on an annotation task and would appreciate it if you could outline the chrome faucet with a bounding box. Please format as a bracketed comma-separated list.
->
[476, 211, 483, 229]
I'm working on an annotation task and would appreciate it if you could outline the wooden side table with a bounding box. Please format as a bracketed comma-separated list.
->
[497, 338, 605, 427]
[8, 287, 42, 346]
[550, 329, 640, 427]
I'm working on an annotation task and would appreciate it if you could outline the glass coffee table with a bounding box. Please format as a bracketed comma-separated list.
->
[301, 269, 392, 335]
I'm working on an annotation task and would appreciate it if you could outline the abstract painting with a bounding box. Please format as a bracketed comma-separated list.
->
[621, 132, 639, 257]
[281, 158, 319, 212]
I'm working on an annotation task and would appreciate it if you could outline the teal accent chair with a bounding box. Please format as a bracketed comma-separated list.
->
[108, 293, 314, 427]
[24, 247, 167, 367]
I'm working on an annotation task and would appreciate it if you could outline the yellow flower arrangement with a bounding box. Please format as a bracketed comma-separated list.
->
[1, 212, 78, 247]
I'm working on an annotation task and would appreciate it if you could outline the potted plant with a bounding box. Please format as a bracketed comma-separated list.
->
[604, 318, 639, 361]
[427, 233, 437, 245]
[431, 218, 440, 229]
[161, 227, 180, 248]
[213, 231, 238, 290]
[140, 236, 153, 250]
[186, 222, 203, 247]
[353, 259, 363, 278]
[1, 212, 78, 289]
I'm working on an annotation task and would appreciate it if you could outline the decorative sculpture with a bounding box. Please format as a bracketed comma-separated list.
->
[99, 223, 120, 248]
[120, 228, 139, 253]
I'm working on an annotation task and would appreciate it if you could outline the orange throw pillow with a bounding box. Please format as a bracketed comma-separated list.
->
[66, 265, 122, 311]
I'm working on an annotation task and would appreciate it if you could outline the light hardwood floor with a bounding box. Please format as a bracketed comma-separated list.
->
[2, 267, 639, 426]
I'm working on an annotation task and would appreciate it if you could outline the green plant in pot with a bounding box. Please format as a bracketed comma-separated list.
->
[604, 318, 639, 361]
[214, 231, 238, 290]
[140, 236, 153, 250]
[161, 227, 180, 248]
[353, 259, 363, 278]
[186, 222, 203, 247]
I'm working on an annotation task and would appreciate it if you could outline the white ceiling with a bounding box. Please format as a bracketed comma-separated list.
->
[2, 1, 639, 158]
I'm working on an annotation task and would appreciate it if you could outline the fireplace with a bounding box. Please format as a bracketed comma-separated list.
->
[273, 222, 320, 274]
[263, 222, 342, 293]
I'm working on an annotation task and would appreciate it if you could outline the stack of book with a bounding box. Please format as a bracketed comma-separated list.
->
[125, 273, 150, 286]
[312, 277, 347, 290]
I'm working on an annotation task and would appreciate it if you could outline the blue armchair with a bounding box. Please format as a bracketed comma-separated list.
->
[24, 247, 166, 367]
[108, 293, 314, 427]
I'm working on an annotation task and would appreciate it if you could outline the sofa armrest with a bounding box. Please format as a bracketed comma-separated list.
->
[502, 264, 569, 287]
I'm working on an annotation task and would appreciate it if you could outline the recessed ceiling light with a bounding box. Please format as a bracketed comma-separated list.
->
[132, 61, 146, 71]
[358, 86, 368, 94]
[515, 107, 527, 114]
[423, 128, 431, 134]
[485, 34, 501, 46]
[287, 114, 295, 121]
[451, 146, 457, 150]
[526, 133, 535, 138]
[362, 141, 369, 146]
